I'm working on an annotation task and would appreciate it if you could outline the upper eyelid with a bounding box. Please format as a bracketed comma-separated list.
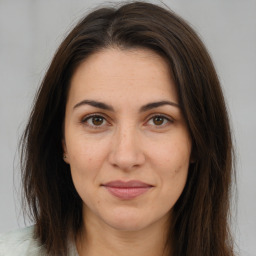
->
[146, 113, 174, 122]
[81, 113, 110, 122]
[80, 113, 174, 125]
[81, 115, 109, 129]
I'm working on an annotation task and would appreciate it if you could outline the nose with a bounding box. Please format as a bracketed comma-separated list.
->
[108, 125, 146, 171]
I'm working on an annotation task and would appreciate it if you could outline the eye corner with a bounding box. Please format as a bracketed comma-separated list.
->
[79, 113, 111, 130]
[144, 114, 174, 129]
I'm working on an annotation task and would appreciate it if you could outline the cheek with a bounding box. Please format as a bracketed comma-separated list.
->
[66, 135, 112, 200]
[150, 136, 191, 172]
[155, 151, 189, 212]
[67, 140, 103, 202]
[66, 133, 108, 167]
[149, 134, 191, 199]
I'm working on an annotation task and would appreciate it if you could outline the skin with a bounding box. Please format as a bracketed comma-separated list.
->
[63, 47, 192, 256]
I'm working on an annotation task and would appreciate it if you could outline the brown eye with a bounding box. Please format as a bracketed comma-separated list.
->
[153, 116, 165, 125]
[82, 115, 107, 128]
[91, 116, 104, 126]
[147, 115, 172, 128]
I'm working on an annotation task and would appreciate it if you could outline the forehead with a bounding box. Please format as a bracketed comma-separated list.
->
[68, 47, 178, 106]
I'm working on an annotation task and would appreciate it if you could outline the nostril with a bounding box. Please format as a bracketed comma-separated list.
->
[108, 128, 146, 170]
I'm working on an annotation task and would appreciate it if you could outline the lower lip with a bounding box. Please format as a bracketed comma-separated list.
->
[104, 186, 151, 200]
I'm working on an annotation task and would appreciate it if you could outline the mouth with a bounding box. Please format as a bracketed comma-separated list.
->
[101, 180, 153, 200]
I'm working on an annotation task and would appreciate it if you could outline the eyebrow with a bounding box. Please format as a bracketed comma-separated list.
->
[73, 100, 180, 112]
[73, 100, 114, 111]
[139, 100, 180, 112]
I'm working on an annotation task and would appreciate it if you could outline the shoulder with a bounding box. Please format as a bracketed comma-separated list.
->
[0, 226, 46, 256]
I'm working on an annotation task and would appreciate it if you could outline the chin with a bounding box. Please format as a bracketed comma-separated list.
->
[103, 207, 158, 232]
[108, 219, 148, 232]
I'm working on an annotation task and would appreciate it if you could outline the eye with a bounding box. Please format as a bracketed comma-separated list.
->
[147, 115, 172, 127]
[82, 114, 108, 128]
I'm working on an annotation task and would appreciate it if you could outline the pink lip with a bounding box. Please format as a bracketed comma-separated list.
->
[102, 180, 153, 200]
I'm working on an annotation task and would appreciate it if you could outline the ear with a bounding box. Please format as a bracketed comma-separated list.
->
[189, 143, 197, 164]
[190, 155, 196, 164]
[62, 139, 70, 164]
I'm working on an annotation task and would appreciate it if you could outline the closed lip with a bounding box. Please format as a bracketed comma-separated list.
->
[101, 180, 153, 200]
[102, 180, 153, 188]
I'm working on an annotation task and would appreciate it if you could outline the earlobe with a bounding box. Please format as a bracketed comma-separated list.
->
[190, 151, 197, 163]
[62, 139, 70, 164]
[63, 154, 70, 164]
[190, 157, 196, 164]
[189, 145, 197, 164]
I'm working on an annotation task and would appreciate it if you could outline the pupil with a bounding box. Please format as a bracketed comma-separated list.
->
[92, 116, 103, 125]
[153, 116, 164, 125]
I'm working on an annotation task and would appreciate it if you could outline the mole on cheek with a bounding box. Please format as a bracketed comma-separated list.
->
[172, 167, 181, 176]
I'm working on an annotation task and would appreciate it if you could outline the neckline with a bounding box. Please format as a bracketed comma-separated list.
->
[68, 237, 79, 256]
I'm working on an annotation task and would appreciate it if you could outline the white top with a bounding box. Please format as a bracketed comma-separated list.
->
[0, 226, 79, 256]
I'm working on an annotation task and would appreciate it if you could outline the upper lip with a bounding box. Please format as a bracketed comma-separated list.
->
[102, 180, 153, 188]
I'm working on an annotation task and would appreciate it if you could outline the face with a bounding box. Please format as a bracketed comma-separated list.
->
[63, 48, 192, 232]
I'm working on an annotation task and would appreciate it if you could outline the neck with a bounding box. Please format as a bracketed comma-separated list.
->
[76, 210, 172, 256]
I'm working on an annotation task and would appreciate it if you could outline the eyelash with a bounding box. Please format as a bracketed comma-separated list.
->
[81, 114, 109, 129]
[81, 113, 173, 129]
[146, 114, 173, 128]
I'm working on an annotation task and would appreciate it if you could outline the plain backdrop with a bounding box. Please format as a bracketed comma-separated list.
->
[0, 0, 255, 255]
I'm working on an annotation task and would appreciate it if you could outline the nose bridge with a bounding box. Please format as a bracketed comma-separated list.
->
[109, 122, 145, 170]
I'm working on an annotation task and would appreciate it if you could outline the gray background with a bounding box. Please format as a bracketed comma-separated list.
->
[0, 0, 255, 255]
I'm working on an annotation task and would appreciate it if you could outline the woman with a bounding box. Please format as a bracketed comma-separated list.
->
[0, 1, 235, 256]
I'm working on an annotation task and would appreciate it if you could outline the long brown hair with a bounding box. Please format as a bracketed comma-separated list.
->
[21, 1, 235, 255]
